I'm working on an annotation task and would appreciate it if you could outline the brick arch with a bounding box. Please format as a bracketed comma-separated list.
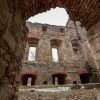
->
[19, 0, 100, 30]
[21, 70, 38, 76]
[28, 36, 40, 44]
[78, 70, 92, 84]
[78, 69, 89, 75]
[52, 71, 67, 85]
[21, 70, 38, 85]
[51, 38, 62, 46]
[52, 71, 67, 76]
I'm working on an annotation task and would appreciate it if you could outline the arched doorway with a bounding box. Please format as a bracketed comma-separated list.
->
[80, 73, 91, 84]
[21, 74, 37, 85]
[21, 70, 38, 86]
[52, 73, 67, 85]
[79, 70, 91, 84]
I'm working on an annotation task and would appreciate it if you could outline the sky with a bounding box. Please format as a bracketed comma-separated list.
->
[28, 47, 36, 61]
[28, 7, 69, 26]
[52, 48, 58, 62]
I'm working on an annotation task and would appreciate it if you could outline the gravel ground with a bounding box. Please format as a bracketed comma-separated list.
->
[18, 88, 100, 100]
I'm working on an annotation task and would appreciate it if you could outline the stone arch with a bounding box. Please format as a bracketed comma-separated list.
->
[20, 0, 100, 30]
[52, 72, 67, 85]
[21, 70, 38, 85]
[78, 70, 91, 84]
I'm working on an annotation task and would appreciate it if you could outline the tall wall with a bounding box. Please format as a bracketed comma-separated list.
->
[22, 20, 96, 85]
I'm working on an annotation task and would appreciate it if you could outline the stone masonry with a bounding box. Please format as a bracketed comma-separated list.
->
[21, 19, 97, 85]
[0, 0, 100, 99]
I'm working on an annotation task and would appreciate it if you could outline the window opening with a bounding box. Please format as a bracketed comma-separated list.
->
[42, 26, 47, 31]
[28, 47, 36, 61]
[60, 28, 65, 33]
[52, 74, 67, 85]
[71, 39, 79, 55]
[52, 48, 58, 62]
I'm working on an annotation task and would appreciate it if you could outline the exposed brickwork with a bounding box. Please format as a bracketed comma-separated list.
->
[19, 0, 100, 30]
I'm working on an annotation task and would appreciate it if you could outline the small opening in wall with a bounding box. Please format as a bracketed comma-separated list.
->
[52, 48, 58, 62]
[71, 39, 79, 55]
[60, 28, 65, 33]
[43, 81, 48, 85]
[42, 26, 47, 31]
[80, 73, 91, 84]
[73, 81, 77, 84]
[28, 47, 36, 61]
[52, 74, 67, 85]
[72, 42, 79, 47]
[73, 48, 78, 54]
[21, 74, 37, 85]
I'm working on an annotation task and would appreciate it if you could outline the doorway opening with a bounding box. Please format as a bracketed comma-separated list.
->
[21, 74, 37, 86]
[80, 73, 91, 84]
[52, 73, 67, 85]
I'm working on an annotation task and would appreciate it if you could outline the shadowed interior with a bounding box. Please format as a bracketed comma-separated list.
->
[21, 74, 37, 85]
[80, 73, 91, 84]
[52, 73, 67, 85]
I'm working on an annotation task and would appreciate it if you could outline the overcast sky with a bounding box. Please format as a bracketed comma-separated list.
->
[28, 7, 69, 26]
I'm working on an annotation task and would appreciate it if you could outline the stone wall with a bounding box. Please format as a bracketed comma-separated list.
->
[21, 20, 96, 85]
[0, 0, 28, 99]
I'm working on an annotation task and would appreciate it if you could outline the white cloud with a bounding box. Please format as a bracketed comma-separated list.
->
[28, 7, 69, 26]
[52, 48, 58, 62]
[28, 47, 36, 61]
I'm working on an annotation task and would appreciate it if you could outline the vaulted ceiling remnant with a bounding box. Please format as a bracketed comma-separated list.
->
[19, 0, 100, 30]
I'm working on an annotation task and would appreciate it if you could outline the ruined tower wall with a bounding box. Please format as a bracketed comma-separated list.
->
[22, 20, 96, 85]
